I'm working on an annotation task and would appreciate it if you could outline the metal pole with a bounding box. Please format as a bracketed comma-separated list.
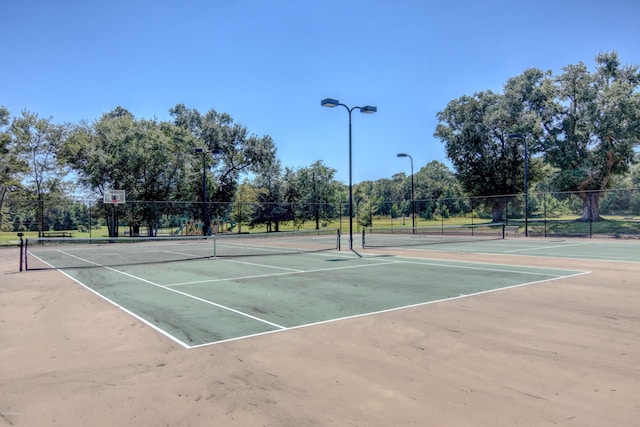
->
[543, 192, 547, 238]
[321, 98, 376, 250]
[409, 156, 415, 233]
[397, 153, 415, 233]
[524, 138, 529, 237]
[18, 233, 24, 272]
[202, 152, 209, 236]
[348, 109, 353, 249]
[339, 201, 343, 235]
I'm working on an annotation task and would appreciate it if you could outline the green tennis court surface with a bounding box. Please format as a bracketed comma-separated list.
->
[35, 243, 587, 348]
[384, 238, 640, 263]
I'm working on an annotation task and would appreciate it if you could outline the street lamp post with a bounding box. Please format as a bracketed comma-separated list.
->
[195, 148, 222, 236]
[321, 98, 377, 250]
[397, 153, 415, 233]
[508, 134, 528, 237]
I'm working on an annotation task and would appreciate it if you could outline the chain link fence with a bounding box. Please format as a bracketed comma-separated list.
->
[3, 188, 640, 239]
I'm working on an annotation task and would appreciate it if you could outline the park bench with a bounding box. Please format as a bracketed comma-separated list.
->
[41, 231, 73, 238]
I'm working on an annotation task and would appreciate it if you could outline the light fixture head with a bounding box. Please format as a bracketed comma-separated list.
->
[196, 148, 222, 155]
[360, 105, 377, 114]
[321, 98, 340, 108]
[397, 153, 408, 158]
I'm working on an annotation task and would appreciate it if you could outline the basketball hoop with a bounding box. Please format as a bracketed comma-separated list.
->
[104, 189, 126, 205]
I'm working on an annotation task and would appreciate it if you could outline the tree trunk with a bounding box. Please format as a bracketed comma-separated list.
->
[491, 198, 507, 222]
[578, 191, 602, 222]
[0, 187, 7, 230]
[107, 205, 119, 237]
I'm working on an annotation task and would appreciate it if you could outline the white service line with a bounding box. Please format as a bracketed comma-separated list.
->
[395, 258, 578, 277]
[168, 259, 404, 286]
[503, 242, 590, 253]
[219, 257, 304, 272]
[58, 250, 287, 331]
[189, 269, 592, 349]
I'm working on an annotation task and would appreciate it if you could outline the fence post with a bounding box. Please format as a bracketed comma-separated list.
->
[505, 197, 509, 226]
[470, 197, 474, 226]
[587, 191, 593, 238]
[543, 192, 547, 238]
[18, 233, 24, 272]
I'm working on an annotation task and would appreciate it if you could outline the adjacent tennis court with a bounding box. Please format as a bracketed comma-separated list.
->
[22, 231, 594, 348]
[6, 231, 640, 426]
[368, 236, 640, 263]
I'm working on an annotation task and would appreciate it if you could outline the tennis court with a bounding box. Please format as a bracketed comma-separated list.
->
[23, 231, 592, 348]
[370, 236, 640, 263]
[4, 232, 640, 426]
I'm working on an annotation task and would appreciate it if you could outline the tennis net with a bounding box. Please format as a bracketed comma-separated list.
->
[24, 228, 340, 270]
[362, 223, 505, 248]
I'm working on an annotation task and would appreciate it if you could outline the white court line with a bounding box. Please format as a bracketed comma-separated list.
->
[503, 242, 590, 253]
[369, 240, 640, 263]
[219, 257, 304, 272]
[168, 252, 579, 288]
[57, 250, 287, 330]
[37, 248, 592, 349]
[27, 251, 192, 348]
[168, 259, 404, 287]
[395, 259, 578, 277]
[162, 250, 307, 272]
[188, 269, 592, 349]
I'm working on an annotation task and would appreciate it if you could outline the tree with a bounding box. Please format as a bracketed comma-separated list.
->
[231, 180, 259, 233]
[62, 104, 278, 236]
[413, 161, 466, 218]
[62, 107, 195, 236]
[434, 90, 527, 221]
[250, 156, 286, 232]
[0, 106, 29, 230]
[169, 104, 278, 221]
[437, 53, 640, 223]
[539, 52, 640, 221]
[296, 161, 340, 230]
[11, 111, 70, 234]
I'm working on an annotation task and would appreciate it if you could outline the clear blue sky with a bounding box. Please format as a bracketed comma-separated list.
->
[2, 0, 639, 184]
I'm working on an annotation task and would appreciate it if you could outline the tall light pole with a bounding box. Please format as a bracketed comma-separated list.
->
[508, 134, 528, 237]
[321, 98, 377, 250]
[195, 148, 222, 236]
[397, 153, 415, 233]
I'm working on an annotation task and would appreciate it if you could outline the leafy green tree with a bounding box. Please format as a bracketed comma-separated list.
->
[357, 199, 377, 227]
[436, 92, 517, 221]
[250, 156, 286, 232]
[11, 111, 70, 234]
[62, 107, 195, 236]
[383, 174, 405, 218]
[413, 161, 466, 218]
[281, 167, 302, 227]
[170, 104, 278, 210]
[0, 106, 29, 229]
[295, 161, 340, 230]
[231, 180, 259, 233]
[629, 155, 640, 187]
[434, 67, 562, 222]
[539, 52, 640, 221]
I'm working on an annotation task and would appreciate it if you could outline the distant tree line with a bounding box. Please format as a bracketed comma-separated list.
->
[435, 51, 640, 221]
[2, 52, 639, 235]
